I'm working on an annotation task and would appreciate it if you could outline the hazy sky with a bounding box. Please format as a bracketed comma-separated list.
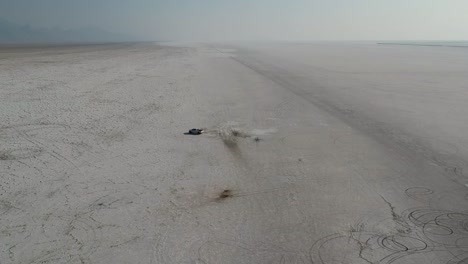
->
[1, 0, 467, 41]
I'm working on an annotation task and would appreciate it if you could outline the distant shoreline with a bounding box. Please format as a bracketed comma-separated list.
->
[0, 41, 139, 48]
[0, 42, 160, 53]
[378, 42, 468, 48]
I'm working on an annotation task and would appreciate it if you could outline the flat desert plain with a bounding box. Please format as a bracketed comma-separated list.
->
[1, 42, 468, 263]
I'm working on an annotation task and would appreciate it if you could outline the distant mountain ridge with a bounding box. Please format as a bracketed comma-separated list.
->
[0, 18, 133, 43]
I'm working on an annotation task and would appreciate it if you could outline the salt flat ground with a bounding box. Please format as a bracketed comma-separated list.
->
[1, 42, 468, 264]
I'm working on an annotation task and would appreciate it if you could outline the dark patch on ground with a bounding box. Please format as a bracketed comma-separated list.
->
[0, 150, 15, 161]
[216, 190, 234, 201]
